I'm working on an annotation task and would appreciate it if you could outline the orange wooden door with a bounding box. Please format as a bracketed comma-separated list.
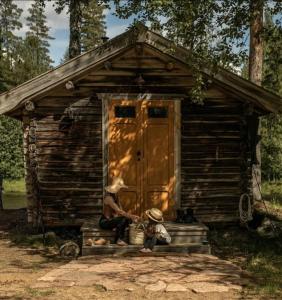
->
[142, 101, 175, 220]
[108, 100, 175, 219]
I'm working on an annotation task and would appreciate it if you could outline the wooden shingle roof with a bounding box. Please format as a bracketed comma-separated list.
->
[0, 24, 281, 115]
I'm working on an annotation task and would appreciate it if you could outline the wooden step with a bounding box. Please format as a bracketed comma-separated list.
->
[82, 243, 211, 256]
[81, 221, 209, 245]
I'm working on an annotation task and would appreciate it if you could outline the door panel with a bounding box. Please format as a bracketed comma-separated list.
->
[143, 101, 175, 220]
[108, 99, 175, 219]
[108, 100, 141, 215]
[146, 124, 170, 185]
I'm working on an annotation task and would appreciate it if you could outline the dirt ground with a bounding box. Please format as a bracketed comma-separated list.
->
[0, 235, 246, 300]
[0, 210, 273, 300]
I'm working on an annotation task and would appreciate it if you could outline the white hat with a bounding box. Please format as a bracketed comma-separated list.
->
[145, 208, 164, 223]
[105, 177, 128, 194]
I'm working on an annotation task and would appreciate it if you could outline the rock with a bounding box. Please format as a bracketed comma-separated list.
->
[33, 280, 76, 288]
[189, 253, 219, 260]
[188, 282, 230, 293]
[166, 283, 187, 292]
[145, 280, 167, 292]
[125, 287, 134, 292]
[137, 274, 157, 284]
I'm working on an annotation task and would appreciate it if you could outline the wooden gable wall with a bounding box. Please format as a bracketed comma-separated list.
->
[24, 44, 253, 226]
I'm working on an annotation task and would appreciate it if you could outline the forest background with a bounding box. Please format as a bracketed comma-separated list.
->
[0, 0, 281, 183]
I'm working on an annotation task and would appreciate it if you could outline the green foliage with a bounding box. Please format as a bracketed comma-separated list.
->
[0, 116, 24, 179]
[112, 1, 281, 103]
[261, 11, 282, 181]
[261, 115, 282, 181]
[0, 1, 54, 180]
[81, 0, 107, 52]
[210, 226, 282, 298]
[262, 181, 282, 210]
[24, 0, 54, 74]
[0, 1, 24, 180]
[0, 0, 23, 90]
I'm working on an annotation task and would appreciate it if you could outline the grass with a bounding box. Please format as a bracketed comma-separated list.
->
[2, 178, 27, 209]
[210, 180, 282, 299]
[210, 227, 282, 298]
[262, 181, 282, 211]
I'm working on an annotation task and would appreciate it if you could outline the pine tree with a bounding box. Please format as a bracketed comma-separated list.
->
[23, 0, 54, 79]
[52, 0, 90, 58]
[81, 0, 106, 52]
[0, 0, 24, 180]
[0, 0, 23, 90]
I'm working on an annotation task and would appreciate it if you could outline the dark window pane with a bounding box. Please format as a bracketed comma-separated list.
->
[115, 106, 136, 118]
[148, 107, 168, 118]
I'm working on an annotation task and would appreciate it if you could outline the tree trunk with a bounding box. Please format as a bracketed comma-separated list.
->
[249, 0, 264, 201]
[69, 0, 81, 59]
[0, 175, 3, 210]
[249, 0, 264, 85]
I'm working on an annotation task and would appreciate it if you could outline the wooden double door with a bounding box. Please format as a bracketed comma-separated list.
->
[108, 99, 175, 219]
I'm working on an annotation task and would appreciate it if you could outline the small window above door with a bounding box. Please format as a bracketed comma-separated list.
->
[148, 107, 168, 118]
[115, 106, 136, 118]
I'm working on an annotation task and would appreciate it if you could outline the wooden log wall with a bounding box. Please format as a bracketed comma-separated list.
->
[181, 98, 252, 223]
[31, 96, 103, 226]
[23, 114, 38, 224]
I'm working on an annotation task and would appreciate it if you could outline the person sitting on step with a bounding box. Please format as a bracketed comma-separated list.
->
[98, 177, 140, 246]
[140, 208, 171, 253]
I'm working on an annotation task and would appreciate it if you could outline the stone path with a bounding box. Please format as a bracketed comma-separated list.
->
[33, 254, 246, 294]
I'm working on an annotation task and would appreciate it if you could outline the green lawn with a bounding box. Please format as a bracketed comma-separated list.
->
[2, 178, 27, 209]
[262, 181, 282, 210]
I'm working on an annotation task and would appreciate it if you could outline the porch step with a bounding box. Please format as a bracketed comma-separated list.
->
[82, 243, 211, 256]
[81, 221, 209, 249]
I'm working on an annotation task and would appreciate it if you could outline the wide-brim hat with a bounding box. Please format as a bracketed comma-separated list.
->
[145, 208, 164, 223]
[105, 177, 128, 194]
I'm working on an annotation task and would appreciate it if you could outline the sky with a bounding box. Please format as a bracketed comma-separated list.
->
[15, 0, 134, 66]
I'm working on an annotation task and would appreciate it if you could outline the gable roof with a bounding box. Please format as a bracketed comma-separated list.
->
[0, 24, 281, 115]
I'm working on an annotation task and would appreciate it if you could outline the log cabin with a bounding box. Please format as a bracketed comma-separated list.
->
[0, 24, 281, 228]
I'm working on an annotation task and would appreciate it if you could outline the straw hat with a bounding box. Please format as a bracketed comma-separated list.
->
[145, 208, 164, 223]
[105, 177, 128, 194]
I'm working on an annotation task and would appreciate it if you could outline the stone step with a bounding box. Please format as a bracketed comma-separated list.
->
[82, 243, 211, 256]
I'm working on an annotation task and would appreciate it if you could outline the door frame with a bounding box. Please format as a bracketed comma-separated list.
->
[98, 93, 182, 209]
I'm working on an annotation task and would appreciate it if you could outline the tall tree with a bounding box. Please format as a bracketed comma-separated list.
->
[249, 0, 264, 85]
[0, 0, 24, 180]
[52, 0, 90, 58]
[0, 0, 23, 89]
[25, 0, 54, 72]
[81, 0, 106, 52]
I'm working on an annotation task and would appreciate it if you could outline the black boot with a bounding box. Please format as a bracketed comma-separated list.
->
[183, 208, 197, 223]
[175, 209, 185, 223]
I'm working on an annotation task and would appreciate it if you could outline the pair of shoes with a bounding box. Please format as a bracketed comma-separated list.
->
[116, 239, 128, 246]
[94, 238, 107, 245]
[139, 248, 152, 253]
